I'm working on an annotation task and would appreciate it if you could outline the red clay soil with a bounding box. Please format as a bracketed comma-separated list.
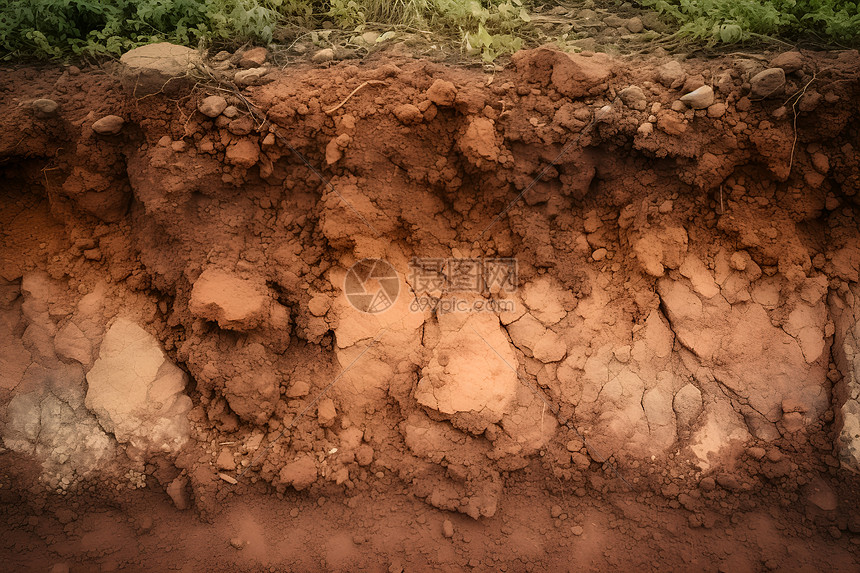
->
[1, 45, 860, 571]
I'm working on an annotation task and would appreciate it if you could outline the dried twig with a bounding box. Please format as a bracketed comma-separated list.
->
[323, 80, 387, 115]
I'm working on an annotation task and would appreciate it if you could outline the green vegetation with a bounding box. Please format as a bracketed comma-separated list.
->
[640, 0, 860, 46]
[2, 0, 857, 62]
[0, 0, 531, 60]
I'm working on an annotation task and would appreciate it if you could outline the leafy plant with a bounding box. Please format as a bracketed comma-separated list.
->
[0, 0, 286, 59]
[639, 0, 860, 45]
[0, 0, 536, 61]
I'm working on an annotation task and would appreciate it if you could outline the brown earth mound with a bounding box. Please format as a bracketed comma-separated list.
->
[1, 44, 860, 570]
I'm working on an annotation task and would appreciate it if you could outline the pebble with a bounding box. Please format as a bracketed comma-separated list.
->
[592, 248, 607, 261]
[198, 95, 228, 118]
[707, 103, 727, 118]
[771, 51, 803, 73]
[550, 504, 563, 518]
[92, 115, 125, 135]
[679, 85, 714, 109]
[442, 518, 454, 538]
[656, 60, 685, 88]
[234, 67, 267, 86]
[637, 122, 653, 137]
[312, 48, 335, 63]
[239, 47, 268, 69]
[626, 17, 644, 33]
[750, 68, 786, 98]
[230, 537, 244, 549]
[571, 525, 584, 536]
[32, 98, 58, 118]
[618, 85, 647, 111]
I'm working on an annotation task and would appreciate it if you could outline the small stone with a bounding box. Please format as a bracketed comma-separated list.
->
[798, 90, 822, 112]
[571, 525, 584, 536]
[355, 444, 374, 466]
[216, 449, 235, 470]
[707, 102, 727, 118]
[317, 398, 337, 427]
[308, 295, 330, 317]
[222, 105, 239, 119]
[442, 518, 454, 538]
[592, 248, 607, 261]
[239, 47, 268, 69]
[550, 504, 562, 518]
[230, 537, 244, 549]
[138, 515, 153, 532]
[359, 31, 381, 45]
[393, 103, 423, 125]
[811, 152, 829, 174]
[656, 60, 685, 88]
[218, 472, 238, 485]
[234, 67, 267, 86]
[626, 17, 644, 33]
[312, 48, 335, 63]
[637, 122, 653, 137]
[225, 139, 261, 169]
[771, 51, 803, 73]
[198, 95, 228, 118]
[92, 115, 125, 135]
[750, 68, 786, 98]
[618, 85, 647, 111]
[287, 380, 310, 398]
[279, 454, 318, 490]
[32, 98, 58, 118]
[679, 85, 714, 110]
[83, 248, 101, 260]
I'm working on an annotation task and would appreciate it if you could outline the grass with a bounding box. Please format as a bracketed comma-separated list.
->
[1, 1, 857, 63]
[639, 0, 860, 46]
[0, 0, 532, 61]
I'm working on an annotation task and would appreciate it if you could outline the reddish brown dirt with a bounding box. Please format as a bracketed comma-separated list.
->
[1, 46, 860, 571]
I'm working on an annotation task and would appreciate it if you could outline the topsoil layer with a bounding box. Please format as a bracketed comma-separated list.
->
[1, 44, 860, 571]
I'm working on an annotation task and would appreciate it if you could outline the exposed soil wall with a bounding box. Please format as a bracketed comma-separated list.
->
[1, 46, 860, 570]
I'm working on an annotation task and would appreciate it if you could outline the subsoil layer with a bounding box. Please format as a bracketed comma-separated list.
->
[1, 45, 860, 571]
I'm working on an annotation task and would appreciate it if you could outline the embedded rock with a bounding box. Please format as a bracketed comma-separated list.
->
[416, 306, 518, 433]
[85, 319, 191, 456]
[750, 68, 786, 98]
[119, 42, 202, 96]
[279, 454, 318, 490]
[198, 95, 228, 118]
[189, 268, 270, 331]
